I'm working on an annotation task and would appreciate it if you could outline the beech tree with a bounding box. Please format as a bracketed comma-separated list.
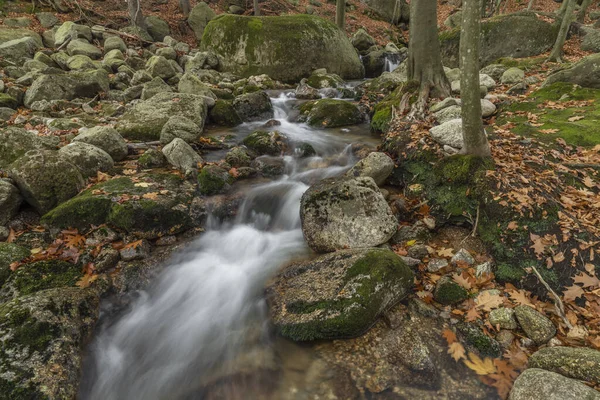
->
[460, 0, 491, 156]
[577, 0, 593, 23]
[336, 0, 346, 30]
[407, 0, 450, 117]
[127, 0, 146, 29]
[254, 0, 260, 16]
[548, 0, 577, 62]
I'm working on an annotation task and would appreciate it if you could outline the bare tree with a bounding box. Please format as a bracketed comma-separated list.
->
[336, 0, 346, 30]
[577, 0, 593, 22]
[460, 0, 491, 156]
[548, 0, 577, 62]
[127, 0, 146, 29]
[179, 0, 191, 17]
[407, 0, 450, 117]
[254, 0, 260, 16]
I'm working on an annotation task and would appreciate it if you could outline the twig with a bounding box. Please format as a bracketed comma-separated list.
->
[56, 36, 71, 51]
[471, 203, 480, 237]
[530, 264, 573, 330]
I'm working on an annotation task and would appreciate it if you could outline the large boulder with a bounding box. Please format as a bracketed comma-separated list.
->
[57, 142, 114, 178]
[440, 12, 558, 68]
[116, 92, 208, 141]
[508, 368, 600, 400]
[24, 70, 110, 108]
[300, 176, 397, 253]
[0, 37, 40, 65]
[54, 21, 92, 47]
[0, 127, 58, 168]
[267, 248, 414, 341]
[9, 150, 85, 215]
[297, 99, 363, 128]
[188, 2, 216, 41]
[72, 126, 128, 161]
[0, 180, 22, 226]
[145, 15, 170, 42]
[0, 27, 42, 46]
[429, 118, 465, 149]
[200, 14, 364, 82]
[351, 28, 377, 52]
[160, 116, 202, 144]
[543, 53, 600, 89]
[66, 39, 102, 59]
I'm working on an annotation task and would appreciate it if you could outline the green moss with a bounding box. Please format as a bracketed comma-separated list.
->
[8, 260, 81, 297]
[41, 196, 112, 231]
[107, 199, 190, 236]
[495, 56, 545, 70]
[0, 93, 18, 109]
[495, 263, 526, 283]
[370, 81, 419, 133]
[0, 377, 48, 400]
[0, 243, 30, 288]
[209, 100, 242, 127]
[306, 73, 342, 89]
[197, 166, 231, 195]
[298, 99, 362, 128]
[434, 278, 468, 305]
[456, 322, 502, 357]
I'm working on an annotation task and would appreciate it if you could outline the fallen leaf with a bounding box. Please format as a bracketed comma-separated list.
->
[476, 291, 505, 311]
[573, 272, 600, 288]
[437, 247, 454, 258]
[563, 284, 585, 302]
[142, 192, 159, 200]
[448, 342, 466, 362]
[463, 352, 496, 375]
[442, 328, 457, 344]
[507, 221, 518, 230]
[567, 115, 584, 122]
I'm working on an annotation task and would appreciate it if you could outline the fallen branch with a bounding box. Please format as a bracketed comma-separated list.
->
[530, 264, 573, 330]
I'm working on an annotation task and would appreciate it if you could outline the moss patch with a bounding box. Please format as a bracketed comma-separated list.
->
[0, 243, 30, 288]
[3, 260, 81, 300]
[298, 99, 362, 128]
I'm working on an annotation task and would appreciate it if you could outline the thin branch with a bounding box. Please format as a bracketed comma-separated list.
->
[530, 264, 573, 330]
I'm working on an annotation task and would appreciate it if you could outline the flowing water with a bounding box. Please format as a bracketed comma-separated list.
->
[81, 92, 376, 399]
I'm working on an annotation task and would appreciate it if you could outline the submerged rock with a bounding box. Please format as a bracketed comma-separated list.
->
[300, 176, 397, 253]
[508, 368, 600, 400]
[267, 248, 413, 341]
[242, 130, 287, 156]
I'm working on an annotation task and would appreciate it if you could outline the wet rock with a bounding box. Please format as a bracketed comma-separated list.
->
[296, 142, 316, 158]
[433, 276, 468, 305]
[528, 346, 600, 383]
[489, 307, 518, 330]
[209, 100, 242, 127]
[120, 239, 151, 261]
[73, 126, 128, 162]
[57, 142, 114, 179]
[514, 305, 556, 345]
[198, 165, 232, 195]
[226, 146, 255, 167]
[0, 180, 23, 226]
[300, 176, 397, 253]
[9, 150, 84, 215]
[345, 152, 394, 186]
[242, 130, 287, 156]
[267, 248, 413, 341]
[116, 92, 208, 141]
[232, 91, 274, 122]
[295, 78, 320, 100]
[162, 138, 203, 176]
[508, 368, 600, 400]
[251, 156, 285, 177]
[501, 67, 525, 85]
[160, 116, 202, 144]
[298, 99, 363, 128]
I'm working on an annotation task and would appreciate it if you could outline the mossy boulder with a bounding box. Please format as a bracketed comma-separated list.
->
[0, 27, 42, 46]
[197, 165, 232, 195]
[200, 14, 364, 83]
[57, 142, 114, 178]
[41, 174, 196, 238]
[440, 12, 558, 68]
[0, 93, 18, 109]
[116, 92, 209, 141]
[433, 276, 468, 305]
[455, 322, 502, 358]
[0, 243, 30, 289]
[242, 130, 288, 156]
[138, 148, 166, 169]
[543, 53, 600, 89]
[209, 100, 243, 127]
[0, 127, 59, 169]
[300, 176, 397, 253]
[267, 248, 414, 341]
[232, 91, 274, 122]
[0, 287, 99, 400]
[225, 146, 255, 167]
[370, 82, 418, 133]
[306, 72, 344, 89]
[298, 99, 363, 128]
[528, 347, 600, 383]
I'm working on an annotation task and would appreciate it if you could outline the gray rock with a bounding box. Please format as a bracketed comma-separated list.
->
[54, 21, 93, 47]
[57, 142, 114, 178]
[509, 368, 600, 400]
[428, 258, 449, 272]
[351, 28, 377, 52]
[451, 248, 475, 265]
[232, 91, 274, 122]
[73, 126, 128, 161]
[430, 97, 459, 113]
[131, 70, 153, 86]
[178, 72, 216, 99]
[300, 176, 397, 253]
[66, 54, 98, 70]
[408, 244, 429, 259]
[120, 239, 151, 261]
[9, 150, 84, 214]
[0, 37, 40, 65]
[160, 116, 202, 144]
[479, 74, 496, 89]
[184, 50, 219, 73]
[0, 180, 22, 226]
[345, 152, 394, 186]
[104, 36, 127, 53]
[116, 92, 208, 141]
[434, 105, 462, 124]
[138, 148, 166, 168]
[295, 79, 320, 99]
[145, 55, 178, 80]
[67, 39, 102, 59]
[429, 118, 464, 149]
[266, 248, 414, 341]
[479, 64, 507, 81]
[514, 305, 556, 345]
[489, 307, 518, 330]
[0, 127, 59, 168]
[242, 130, 287, 156]
[501, 67, 525, 85]
[543, 53, 600, 89]
[145, 15, 170, 42]
[481, 99, 497, 117]
[444, 11, 462, 28]
[507, 81, 529, 95]
[528, 346, 600, 383]
[445, 67, 461, 82]
[156, 46, 177, 60]
[141, 76, 173, 100]
[36, 12, 59, 28]
[162, 138, 203, 175]
[582, 29, 600, 53]
[188, 2, 216, 41]
[0, 27, 42, 46]
[95, 248, 120, 272]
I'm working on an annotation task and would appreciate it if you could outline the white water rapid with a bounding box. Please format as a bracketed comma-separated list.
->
[81, 93, 372, 400]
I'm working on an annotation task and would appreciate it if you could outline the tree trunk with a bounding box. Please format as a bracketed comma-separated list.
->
[548, 0, 577, 62]
[127, 0, 146, 29]
[460, 0, 491, 156]
[576, 0, 593, 22]
[254, 0, 260, 16]
[179, 0, 191, 17]
[407, 0, 450, 117]
[336, 0, 346, 30]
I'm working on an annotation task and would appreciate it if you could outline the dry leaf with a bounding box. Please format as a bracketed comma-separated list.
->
[507, 221, 518, 230]
[442, 328, 457, 344]
[567, 115, 584, 122]
[573, 272, 600, 288]
[437, 247, 454, 258]
[463, 352, 496, 375]
[563, 284, 585, 302]
[476, 291, 505, 311]
[453, 272, 473, 290]
[448, 342, 466, 362]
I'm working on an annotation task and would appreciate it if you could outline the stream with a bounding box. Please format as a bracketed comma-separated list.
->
[80, 90, 377, 399]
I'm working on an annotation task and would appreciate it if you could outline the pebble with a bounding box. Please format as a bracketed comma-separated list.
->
[427, 258, 448, 272]
[450, 248, 475, 265]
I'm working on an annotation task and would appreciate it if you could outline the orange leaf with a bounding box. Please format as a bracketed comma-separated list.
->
[442, 328, 457, 344]
[463, 352, 496, 375]
[448, 342, 466, 362]
[573, 272, 600, 289]
[476, 291, 505, 311]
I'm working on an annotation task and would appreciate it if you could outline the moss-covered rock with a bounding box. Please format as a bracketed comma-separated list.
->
[543, 53, 600, 89]
[455, 322, 502, 358]
[209, 100, 242, 127]
[200, 14, 364, 83]
[197, 165, 232, 195]
[0, 287, 99, 400]
[528, 347, 600, 383]
[0, 127, 58, 169]
[298, 99, 363, 128]
[0, 243, 30, 289]
[433, 276, 468, 305]
[225, 146, 255, 167]
[370, 81, 419, 133]
[242, 130, 287, 156]
[0, 93, 18, 109]
[306, 72, 344, 89]
[267, 248, 414, 341]
[440, 12, 558, 68]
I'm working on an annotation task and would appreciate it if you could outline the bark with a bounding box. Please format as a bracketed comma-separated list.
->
[407, 0, 450, 117]
[179, 0, 191, 17]
[460, 0, 491, 156]
[254, 0, 260, 16]
[336, 0, 346, 30]
[127, 0, 146, 29]
[548, 0, 577, 62]
[576, 0, 593, 22]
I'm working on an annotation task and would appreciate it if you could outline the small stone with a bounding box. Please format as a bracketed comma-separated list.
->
[155, 235, 177, 246]
[408, 244, 429, 259]
[434, 276, 468, 305]
[500, 67, 525, 85]
[422, 216, 435, 230]
[399, 256, 421, 268]
[0, 226, 9, 241]
[475, 261, 493, 277]
[489, 307, 518, 330]
[427, 258, 448, 273]
[450, 248, 475, 265]
[119, 239, 151, 261]
[496, 330, 515, 349]
[95, 248, 120, 272]
[162, 138, 203, 176]
[514, 305, 556, 345]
